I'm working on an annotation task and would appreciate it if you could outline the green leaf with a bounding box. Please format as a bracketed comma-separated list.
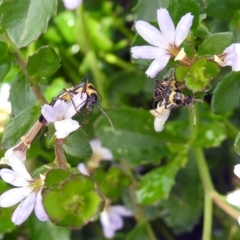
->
[126, 222, 150, 240]
[133, 0, 167, 22]
[160, 153, 202, 234]
[94, 107, 172, 165]
[206, 0, 234, 19]
[0, 41, 8, 60]
[212, 72, 240, 114]
[175, 65, 189, 82]
[0, 55, 11, 82]
[0, 0, 57, 48]
[45, 169, 72, 188]
[63, 129, 92, 160]
[234, 132, 240, 155]
[93, 167, 131, 199]
[0, 208, 16, 233]
[168, 0, 200, 29]
[136, 152, 187, 204]
[198, 32, 233, 55]
[26, 46, 60, 78]
[43, 170, 104, 228]
[1, 105, 40, 149]
[9, 72, 37, 116]
[28, 216, 70, 240]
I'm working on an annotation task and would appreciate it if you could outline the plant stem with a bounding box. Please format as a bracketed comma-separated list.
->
[121, 160, 157, 240]
[77, 6, 109, 108]
[194, 147, 214, 240]
[54, 140, 68, 169]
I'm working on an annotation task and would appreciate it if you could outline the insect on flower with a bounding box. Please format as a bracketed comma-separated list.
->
[39, 81, 114, 131]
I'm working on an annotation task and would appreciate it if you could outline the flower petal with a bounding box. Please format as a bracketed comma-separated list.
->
[227, 190, 240, 206]
[9, 155, 32, 181]
[175, 13, 193, 46]
[99, 147, 113, 160]
[100, 210, 115, 239]
[12, 192, 36, 225]
[223, 43, 240, 71]
[145, 55, 171, 78]
[34, 191, 49, 221]
[90, 139, 102, 150]
[151, 104, 171, 132]
[0, 187, 32, 207]
[131, 46, 164, 59]
[62, 0, 82, 10]
[135, 21, 166, 47]
[54, 119, 80, 139]
[234, 164, 240, 179]
[157, 8, 175, 45]
[110, 206, 133, 217]
[0, 169, 29, 187]
[77, 163, 90, 176]
[41, 104, 57, 123]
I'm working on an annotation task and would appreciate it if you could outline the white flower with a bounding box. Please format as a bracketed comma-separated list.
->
[41, 93, 87, 139]
[0, 157, 48, 225]
[131, 8, 193, 78]
[150, 102, 171, 132]
[62, 0, 82, 10]
[77, 163, 90, 176]
[215, 43, 240, 71]
[227, 164, 240, 224]
[100, 205, 133, 239]
[88, 139, 113, 170]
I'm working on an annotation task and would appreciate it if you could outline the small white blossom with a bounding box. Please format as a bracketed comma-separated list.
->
[62, 0, 82, 10]
[150, 102, 171, 132]
[227, 164, 240, 224]
[0, 156, 48, 225]
[41, 93, 87, 139]
[215, 43, 240, 71]
[100, 205, 133, 239]
[77, 163, 90, 176]
[131, 8, 193, 78]
[87, 139, 113, 170]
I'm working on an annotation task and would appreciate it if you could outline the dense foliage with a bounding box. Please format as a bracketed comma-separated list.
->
[0, 0, 240, 239]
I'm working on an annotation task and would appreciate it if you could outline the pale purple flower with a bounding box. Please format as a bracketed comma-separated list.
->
[100, 205, 133, 239]
[41, 93, 87, 138]
[90, 139, 113, 161]
[62, 0, 82, 10]
[150, 102, 171, 132]
[227, 164, 240, 224]
[214, 43, 240, 71]
[77, 163, 90, 176]
[131, 8, 193, 78]
[0, 156, 48, 225]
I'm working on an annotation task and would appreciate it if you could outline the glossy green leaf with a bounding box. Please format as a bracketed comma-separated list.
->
[28, 216, 70, 240]
[234, 132, 240, 155]
[0, 55, 11, 82]
[175, 65, 189, 82]
[198, 32, 233, 55]
[133, 0, 166, 22]
[9, 72, 37, 116]
[212, 72, 240, 114]
[136, 152, 187, 204]
[43, 170, 104, 228]
[0, 0, 57, 47]
[168, 0, 200, 29]
[27, 46, 60, 78]
[160, 153, 202, 234]
[1, 105, 40, 149]
[63, 129, 92, 160]
[94, 107, 173, 165]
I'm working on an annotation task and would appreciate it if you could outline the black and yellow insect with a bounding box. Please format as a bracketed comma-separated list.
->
[153, 77, 194, 110]
[39, 82, 100, 124]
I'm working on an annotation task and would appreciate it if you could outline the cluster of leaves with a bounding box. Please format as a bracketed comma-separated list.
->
[0, 0, 240, 239]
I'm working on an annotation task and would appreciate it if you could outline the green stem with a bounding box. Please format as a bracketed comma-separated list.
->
[224, 119, 239, 140]
[121, 160, 157, 240]
[54, 140, 68, 169]
[77, 6, 109, 108]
